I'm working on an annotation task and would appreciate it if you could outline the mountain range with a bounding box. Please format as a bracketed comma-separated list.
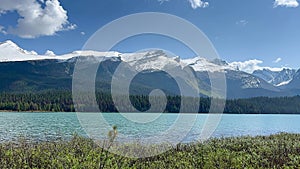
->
[0, 40, 300, 99]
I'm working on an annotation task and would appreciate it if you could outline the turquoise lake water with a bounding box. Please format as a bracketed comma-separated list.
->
[1, 112, 300, 143]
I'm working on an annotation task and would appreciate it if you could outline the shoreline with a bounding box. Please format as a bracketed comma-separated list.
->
[1, 110, 300, 115]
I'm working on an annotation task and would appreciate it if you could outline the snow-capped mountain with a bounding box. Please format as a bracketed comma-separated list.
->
[0, 40, 241, 73]
[120, 50, 183, 72]
[0, 40, 38, 56]
[181, 57, 236, 72]
[283, 69, 300, 90]
[181, 56, 280, 97]
[1, 40, 300, 98]
[0, 41, 184, 72]
[0, 40, 121, 62]
[252, 68, 296, 86]
[0, 40, 40, 62]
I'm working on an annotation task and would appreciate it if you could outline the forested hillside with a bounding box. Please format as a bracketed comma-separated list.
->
[1, 91, 300, 113]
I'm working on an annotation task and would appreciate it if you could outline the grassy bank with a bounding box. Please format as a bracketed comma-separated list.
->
[1, 133, 300, 168]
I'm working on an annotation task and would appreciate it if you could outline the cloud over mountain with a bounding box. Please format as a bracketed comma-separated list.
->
[229, 59, 287, 73]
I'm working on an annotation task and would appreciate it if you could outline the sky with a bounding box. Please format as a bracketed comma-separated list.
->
[0, 0, 299, 71]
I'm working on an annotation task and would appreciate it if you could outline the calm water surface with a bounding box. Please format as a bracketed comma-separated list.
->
[0, 112, 300, 143]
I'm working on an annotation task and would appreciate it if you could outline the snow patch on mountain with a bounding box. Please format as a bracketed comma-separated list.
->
[252, 68, 296, 86]
[182, 56, 235, 72]
[121, 50, 183, 71]
[276, 79, 293, 86]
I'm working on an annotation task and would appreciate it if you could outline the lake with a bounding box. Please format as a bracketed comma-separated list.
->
[1, 112, 300, 143]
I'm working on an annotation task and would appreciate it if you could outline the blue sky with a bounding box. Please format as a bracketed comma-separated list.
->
[0, 0, 299, 69]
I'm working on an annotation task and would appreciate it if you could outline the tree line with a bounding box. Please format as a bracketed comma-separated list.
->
[0, 91, 300, 113]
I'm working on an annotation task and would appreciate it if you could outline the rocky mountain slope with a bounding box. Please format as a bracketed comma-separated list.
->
[0, 40, 299, 98]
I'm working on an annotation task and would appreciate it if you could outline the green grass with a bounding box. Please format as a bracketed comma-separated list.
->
[1, 133, 300, 168]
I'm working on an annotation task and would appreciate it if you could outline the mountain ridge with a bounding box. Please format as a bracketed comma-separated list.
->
[0, 40, 299, 98]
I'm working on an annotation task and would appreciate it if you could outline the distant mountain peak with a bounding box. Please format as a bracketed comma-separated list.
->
[119, 50, 183, 72]
[0, 40, 22, 51]
[0, 40, 17, 46]
[0, 40, 38, 56]
[252, 68, 296, 86]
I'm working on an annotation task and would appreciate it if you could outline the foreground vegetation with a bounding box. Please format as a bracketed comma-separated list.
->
[1, 133, 300, 168]
[1, 91, 300, 113]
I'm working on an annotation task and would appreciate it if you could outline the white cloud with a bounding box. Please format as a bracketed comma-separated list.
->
[45, 50, 56, 56]
[229, 59, 263, 73]
[188, 0, 209, 9]
[80, 31, 85, 35]
[0, 10, 6, 16]
[236, 20, 248, 26]
[66, 23, 77, 31]
[158, 0, 208, 9]
[27, 50, 38, 55]
[273, 57, 282, 63]
[274, 0, 299, 7]
[157, 0, 170, 4]
[229, 59, 286, 73]
[0, 25, 7, 34]
[0, 0, 75, 38]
